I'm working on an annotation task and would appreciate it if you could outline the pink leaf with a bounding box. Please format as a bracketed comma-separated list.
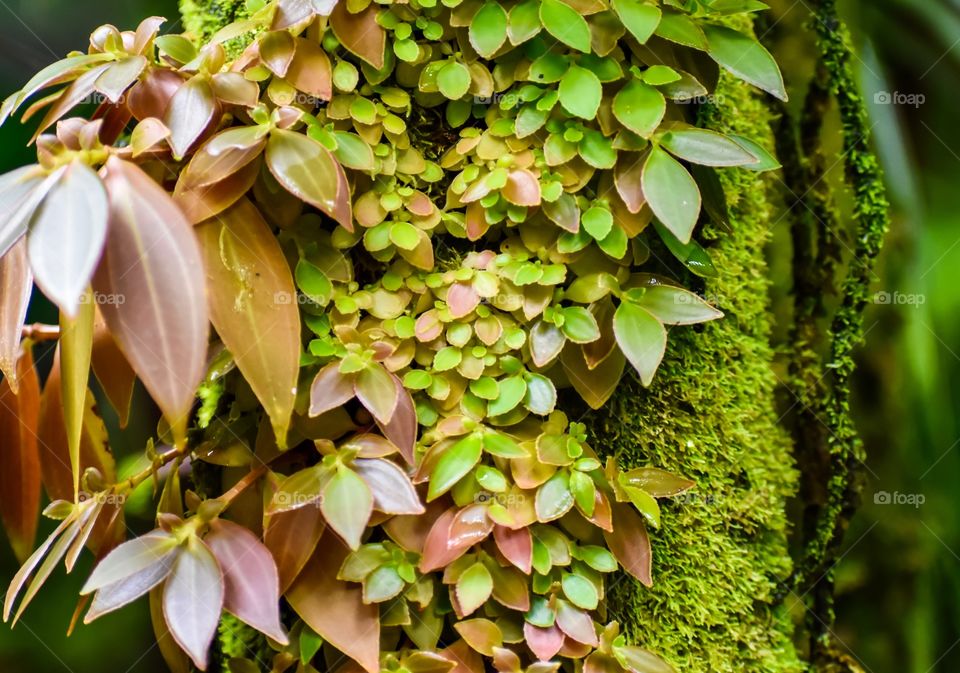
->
[205, 519, 288, 644]
[603, 500, 652, 586]
[524, 622, 564, 661]
[264, 505, 325, 592]
[375, 374, 416, 465]
[162, 537, 224, 671]
[353, 458, 424, 515]
[85, 551, 176, 622]
[82, 530, 179, 594]
[493, 525, 532, 574]
[309, 361, 355, 417]
[555, 600, 598, 646]
[446, 283, 480, 319]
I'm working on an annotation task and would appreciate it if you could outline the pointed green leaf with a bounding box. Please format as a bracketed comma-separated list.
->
[470, 3, 508, 58]
[612, 0, 661, 44]
[539, 0, 591, 53]
[702, 24, 787, 101]
[321, 466, 373, 550]
[612, 80, 665, 139]
[613, 301, 666, 387]
[558, 65, 602, 120]
[427, 433, 482, 501]
[641, 145, 701, 243]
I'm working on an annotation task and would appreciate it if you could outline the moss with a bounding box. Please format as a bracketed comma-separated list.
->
[179, 0, 249, 43]
[215, 614, 272, 672]
[589, 71, 803, 673]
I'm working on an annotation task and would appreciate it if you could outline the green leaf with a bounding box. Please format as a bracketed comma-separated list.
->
[60, 299, 94, 502]
[622, 484, 661, 528]
[611, 0, 661, 44]
[482, 431, 527, 458]
[614, 645, 675, 673]
[355, 364, 399, 425]
[578, 546, 618, 573]
[508, 0, 542, 45]
[569, 469, 596, 516]
[487, 375, 527, 417]
[295, 258, 333, 305]
[561, 573, 599, 610]
[539, 0, 592, 53]
[363, 565, 405, 603]
[27, 162, 107, 317]
[612, 80, 665, 138]
[582, 206, 613, 240]
[470, 3, 509, 58]
[536, 471, 574, 521]
[729, 134, 781, 172]
[702, 24, 787, 102]
[389, 222, 421, 250]
[659, 127, 758, 166]
[655, 11, 706, 50]
[560, 307, 600, 344]
[558, 65, 602, 120]
[653, 221, 717, 278]
[641, 145, 701, 243]
[427, 433, 483, 501]
[634, 285, 723, 325]
[456, 561, 493, 615]
[613, 301, 666, 387]
[321, 465, 373, 549]
[332, 131, 375, 171]
[438, 61, 471, 100]
[524, 373, 556, 415]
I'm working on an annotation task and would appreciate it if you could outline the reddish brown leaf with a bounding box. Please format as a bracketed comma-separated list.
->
[286, 533, 380, 673]
[375, 374, 416, 465]
[524, 623, 564, 661]
[330, 4, 386, 69]
[259, 31, 296, 77]
[0, 239, 31, 391]
[419, 508, 472, 573]
[286, 38, 333, 101]
[197, 198, 300, 445]
[264, 504, 325, 592]
[448, 504, 493, 549]
[93, 157, 209, 444]
[164, 75, 218, 160]
[174, 156, 261, 225]
[0, 347, 41, 562]
[205, 519, 288, 644]
[127, 67, 185, 121]
[439, 639, 486, 673]
[502, 169, 541, 206]
[603, 500, 652, 586]
[493, 525, 532, 574]
[309, 361, 355, 417]
[555, 599, 598, 646]
[162, 537, 224, 670]
[354, 363, 398, 425]
[353, 458, 424, 515]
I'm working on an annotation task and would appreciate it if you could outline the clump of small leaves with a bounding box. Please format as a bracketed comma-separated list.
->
[0, 1, 785, 672]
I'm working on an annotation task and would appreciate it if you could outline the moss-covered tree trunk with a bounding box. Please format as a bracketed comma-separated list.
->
[179, 2, 884, 672]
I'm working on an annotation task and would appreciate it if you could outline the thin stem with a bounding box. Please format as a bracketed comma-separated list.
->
[21, 323, 60, 341]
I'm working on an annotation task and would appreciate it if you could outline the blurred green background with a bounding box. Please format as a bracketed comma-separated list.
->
[0, 0, 958, 671]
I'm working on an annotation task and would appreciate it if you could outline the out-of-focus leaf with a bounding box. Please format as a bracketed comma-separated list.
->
[93, 157, 209, 444]
[0, 52, 114, 125]
[603, 501, 652, 586]
[330, 3, 386, 69]
[150, 586, 192, 673]
[27, 161, 107, 316]
[621, 467, 694, 497]
[560, 344, 624, 410]
[287, 534, 381, 673]
[354, 458, 424, 515]
[266, 129, 351, 230]
[162, 537, 224, 671]
[197, 198, 300, 446]
[0, 239, 31, 390]
[614, 646, 675, 673]
[95, 55, 147, 103]
[0, 347, 41, 562]
[164, 75, 218, 160]
[205, 519, 288, 644]
[641, 145, 700, 243]
[264, 504, 325, 592]
[59, 291, 94, 500]
[702, 24, 786, 101]
[321, 465, 373, 549]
